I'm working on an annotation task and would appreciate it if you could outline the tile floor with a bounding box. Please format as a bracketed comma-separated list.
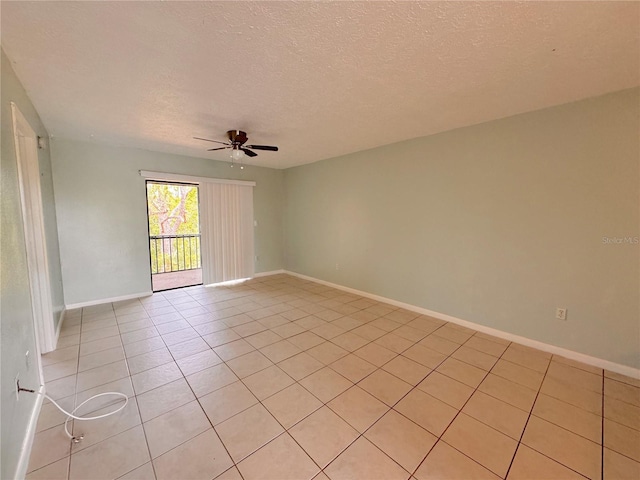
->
[28, 274, 639, 480]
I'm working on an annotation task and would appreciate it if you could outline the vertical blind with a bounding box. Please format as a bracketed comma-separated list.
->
[199, 182, 255, 284]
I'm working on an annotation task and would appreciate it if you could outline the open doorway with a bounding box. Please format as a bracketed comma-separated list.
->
[146, 181, 203, 292]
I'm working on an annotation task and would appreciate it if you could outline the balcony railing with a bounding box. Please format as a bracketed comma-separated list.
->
[150, 234, 201, 274]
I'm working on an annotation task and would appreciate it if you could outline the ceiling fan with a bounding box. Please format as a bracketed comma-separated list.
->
[194, 130, 278, 168]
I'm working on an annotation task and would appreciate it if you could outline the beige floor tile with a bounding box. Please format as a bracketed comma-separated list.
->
[199, 381, 258, 425]
[244, 329, 283, 349]
[290, 406, 359, 468]
[419, 334, 460, 356]
[69, 425, 150, 480]
[215, 404, 284, 462]
[80, 336, 123, 357]
[395, 389, 458, 436]
[278, 352, 325, 380]
[143, 401, 211, 458]
[287, 331, 326, 350]
[507, 444, 585, 480]
[237, 433, 320, 480]
[436, 357, 487, 388]
[533, 393, 602, 443]
[243, 365, 295, 400]
[300, 367, 353, 402]
[122, 337, 165, 358]
[272, 322, 306, 338]
[417, 371, 474, 409]
[605, 371, 640, 389]
[605, 418, 640, 461]
[213, 339, 255, 361]
[604, 447, 640, 480]
[332, 316, 365, 331]
[118, 462, 156, 479]
[443, 413, 518, 478]
[464, 336, 509, 357]
[307, 342, 349, 365]
[263, 383, 323, 428]
[186, 363, 238, 397]
[324, 437, 409, 480]
[214, 466, 243, 480]
[71, 398, 141, 452]
[154, 318, 190, 335]
[522, 416, 601, 479]
[359, 369, 412, 406]
[202, 329, 241, 348]
[226, 350, 273, 378]
[26, 456, 69, 480]
[175, 349, 222, 376]
[414, 441, 499, 480]
[552, 356, 603, 376]
[42, 345, 80, 366]
[605, 378, 640, 407]
[36, 396, 75, 433]
[375, 333, 414, 354]
[382, 355, 431, 386]
[137, 378, 195, 422]
[366, 410, 437, 472]
[166, 337, 210, 360]
[354, 343, 397, 367]
[257, 314, 290, 329]
[330, 354, 377, 383]
[294, 315, 327, 330]
[501, 346, 550, 374]
[369, 317, 402, 332]
[328, 386, 389, 433]
[605, 395, 640, 431]
[131, 362, 182, 395]
[153, 429, 232, 480]
[541, 376, 602, 415]
[44, 359, 78, 383]
[393, 325, 428, 343]
[547, 362, 603, 394]
[490, 359, 545, 391]
[434, 325, 475, 344]
[332, 332, 370, 352]
[232, 320, 268, 338]
[260, 339, 302, 363]
[27, 425, 72, 473]
[42, 373, 75, 402]
[463, 391, 529, 440]
[451, 346, 498, 371]
[77, 347, 125, 373]
[81, 326, 120, 344]
[312, 322, 346, 340]
[76, 360, 129, 392]
[403, 345, 447, 369]
[478, 374, 538, 412]
[120, 326, 160, 346]
[351, 324, 387, 341]
[126, 347, 173, 376]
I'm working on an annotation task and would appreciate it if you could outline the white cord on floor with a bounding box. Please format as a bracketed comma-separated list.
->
[39, 391, 128, 442]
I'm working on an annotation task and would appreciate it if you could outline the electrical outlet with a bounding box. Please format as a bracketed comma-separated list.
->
[15, 374, 20, 401]
[556, 308, 567, 321]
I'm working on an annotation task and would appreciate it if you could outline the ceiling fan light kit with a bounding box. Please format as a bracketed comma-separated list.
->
[194, 130, 279, 169]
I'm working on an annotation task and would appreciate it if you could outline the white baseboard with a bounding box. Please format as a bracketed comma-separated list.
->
[65, 291, 152, 310]
[253, 269, 285, 278]
[284, 270, 640, 379]
[14, 384, 45, 480]
[53, 308, 65, 348]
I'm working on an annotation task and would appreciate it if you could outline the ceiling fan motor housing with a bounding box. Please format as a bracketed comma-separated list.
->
[228, 130, 248, 146]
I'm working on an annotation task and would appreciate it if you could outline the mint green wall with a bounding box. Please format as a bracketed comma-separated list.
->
[1, 49, 64, 479]
[51, 139, 284, 305]
[284, 88, 640, 369]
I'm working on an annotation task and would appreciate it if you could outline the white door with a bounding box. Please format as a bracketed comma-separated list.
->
[11, 102, 56, 354]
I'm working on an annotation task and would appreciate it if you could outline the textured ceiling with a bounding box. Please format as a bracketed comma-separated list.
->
[2, 1, 638, 169]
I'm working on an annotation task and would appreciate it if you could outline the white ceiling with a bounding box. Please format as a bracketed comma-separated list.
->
[2, 1, 638, 169]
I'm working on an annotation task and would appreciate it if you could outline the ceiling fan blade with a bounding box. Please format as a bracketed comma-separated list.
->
[245, 144, 278, 151]
[194, 136, 229, 146]
[207, 147, 229, 151]
[241, 148, 258, 157]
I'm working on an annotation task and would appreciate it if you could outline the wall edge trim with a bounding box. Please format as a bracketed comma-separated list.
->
[14, 384, 45, 480]
[65, 291, 152, 310]
[283, 270, 640, 379]
[253, 269, 286, 278]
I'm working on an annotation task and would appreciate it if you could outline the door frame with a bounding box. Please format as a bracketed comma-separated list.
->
[11, 102, 56, 354]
